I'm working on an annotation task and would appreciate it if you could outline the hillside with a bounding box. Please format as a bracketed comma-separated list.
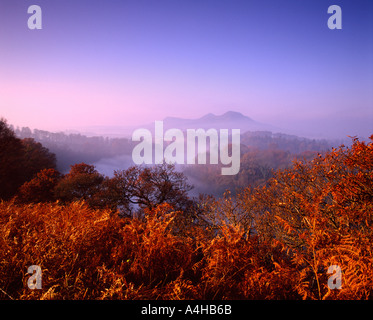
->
[1, 135, 372, 300]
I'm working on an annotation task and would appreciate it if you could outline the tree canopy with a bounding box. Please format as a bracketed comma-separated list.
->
[0, 119, 56, 200]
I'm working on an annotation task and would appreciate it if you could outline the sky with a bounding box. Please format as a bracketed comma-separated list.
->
[0, 0, 372, 139]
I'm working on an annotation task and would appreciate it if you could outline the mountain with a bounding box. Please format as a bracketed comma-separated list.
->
[65, 111, 280, 137]
[161, 111, 280, 133]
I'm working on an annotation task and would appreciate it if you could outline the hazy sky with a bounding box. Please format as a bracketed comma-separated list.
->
[0, 0, 372, 138]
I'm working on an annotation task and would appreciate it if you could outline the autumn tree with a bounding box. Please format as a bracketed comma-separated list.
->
[104, 163, 194, 217]
[21, 138, 57, 182]
[17, 168, 61, 203]
[54, 163, 105, 207]
[0, 119, 57, 200]
[0, 119, 25, 200]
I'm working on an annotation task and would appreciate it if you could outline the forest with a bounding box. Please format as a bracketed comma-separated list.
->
[1, 118, 372, 300]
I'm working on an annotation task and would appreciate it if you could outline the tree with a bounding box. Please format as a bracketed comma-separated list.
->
[0, 119, 25, 199]
[105, 163, 194, 217]
[54, 163, 104, 206]
[21, 138, 57, 182]
[17, 168, 61, 203]
[0, 119, 58, 200]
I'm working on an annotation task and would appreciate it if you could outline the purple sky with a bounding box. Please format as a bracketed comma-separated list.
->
[0, 0, 372, 138]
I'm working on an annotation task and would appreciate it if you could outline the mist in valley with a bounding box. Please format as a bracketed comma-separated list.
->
[13, 111, 366, 198]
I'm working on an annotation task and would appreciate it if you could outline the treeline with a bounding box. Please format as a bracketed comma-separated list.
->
[2, 120, 191, 217]
[13, 125, 335, 196]
[16, 162, 194, 220]
[0, 127, 372, 299]
[0, 120, 56, 200]
[13, 126, 133, 172]
[240, 131, 333, 154]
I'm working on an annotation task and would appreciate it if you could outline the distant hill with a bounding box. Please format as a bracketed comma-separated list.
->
[159, 111, 280, 133]
[75, 111, 281, 137]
